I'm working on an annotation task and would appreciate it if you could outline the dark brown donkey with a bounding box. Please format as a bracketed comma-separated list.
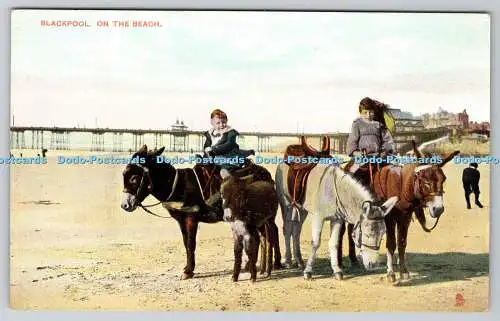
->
[220, 169, 279, 282]
[120, 145, 282, 280]
[340, 141, 459, 282]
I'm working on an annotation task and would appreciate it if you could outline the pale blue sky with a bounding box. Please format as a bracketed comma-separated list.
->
[10, 10, 490, 133]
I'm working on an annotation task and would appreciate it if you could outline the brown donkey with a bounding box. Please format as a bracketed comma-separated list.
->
[220, 169, 279, 282]
[369, 142, 459, 282]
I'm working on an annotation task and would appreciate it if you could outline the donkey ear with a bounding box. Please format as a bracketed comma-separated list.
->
[412, 140, 423, 158]
[137, 144, 148, 155]
[155, 147, 165, 156]
[362, 201, 371, 218]
[380, 196, 399, 216]
[439, 150, 460, 167]
[220, 168, 231, 179]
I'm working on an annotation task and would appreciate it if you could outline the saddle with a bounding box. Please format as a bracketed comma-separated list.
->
[284, 135, 331, 207]
[343, 152, 392, 188]
[198, 158, 261, 201]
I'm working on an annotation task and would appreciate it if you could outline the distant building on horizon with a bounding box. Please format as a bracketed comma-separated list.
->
[421, 107, 490, 138]
[422, 107, 468, 129]
[388, 108, 425, 132]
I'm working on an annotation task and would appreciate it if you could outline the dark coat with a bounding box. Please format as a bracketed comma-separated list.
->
[462, 167, 480, 193]
[203, 128, 253, 169]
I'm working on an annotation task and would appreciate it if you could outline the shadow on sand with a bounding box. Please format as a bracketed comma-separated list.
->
[187, 252, 488, 285]
[311, 252, 489, 286]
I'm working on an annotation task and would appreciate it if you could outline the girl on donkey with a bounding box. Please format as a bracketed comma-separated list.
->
[346, 96, 396, 186]
[341, 97, 396, 269]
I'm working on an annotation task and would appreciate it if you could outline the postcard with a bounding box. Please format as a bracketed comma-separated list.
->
[9, 9, 490, 311]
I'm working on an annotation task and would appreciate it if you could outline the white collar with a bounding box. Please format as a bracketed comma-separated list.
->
[210, 126, 232, 136]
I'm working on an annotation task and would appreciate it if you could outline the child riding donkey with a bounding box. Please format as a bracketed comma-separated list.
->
[341, 97, 396, 268]
[346, 97, 396, 183]
[180, 108, 256, 212]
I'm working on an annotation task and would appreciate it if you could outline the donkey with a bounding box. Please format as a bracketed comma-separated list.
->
[338, 141, 459, 282]
[276, 163, 399, 280]
[120, 145, 281, 280]
[220, 169, 279, 282]
[374, 144, 459, 282]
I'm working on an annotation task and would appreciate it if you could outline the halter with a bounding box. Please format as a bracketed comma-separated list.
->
[132, 163, 179, 219]
[334, 171, 383, 251]
[353, 200, 386, 251]
[414, 168, 445, 203]
[412, 166, 443, 232]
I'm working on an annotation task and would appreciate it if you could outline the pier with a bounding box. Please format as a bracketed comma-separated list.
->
[9, 126, 452, 154]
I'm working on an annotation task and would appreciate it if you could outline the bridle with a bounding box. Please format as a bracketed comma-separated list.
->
[352, 200, 386, 251]
[412, 166, 444, 231]
[332, 169, 384, 252]
[414, 171, 444, 202]
[332, 169, 385, 251]
[127, 163, 178, 219]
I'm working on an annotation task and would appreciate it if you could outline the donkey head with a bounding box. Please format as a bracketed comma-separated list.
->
[121, 145, 165, 212]
[352, 196, 399, 270]
[412, 140, 460, 218]
[220, 169, 248, 222]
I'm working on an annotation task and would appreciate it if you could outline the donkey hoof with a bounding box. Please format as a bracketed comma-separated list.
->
[265, 272, 271, 279]
[304, 272, 312, 280]
[387, 273, 396, 283]
[297, 263, 305, 271]
[181, 272, 194, 280]
[274, 262, 284, 270]
[334, 272, 344, 281]
[401, 272, 410, 280]
[284, 262, 293, 269]
[232, 276, 239, 282]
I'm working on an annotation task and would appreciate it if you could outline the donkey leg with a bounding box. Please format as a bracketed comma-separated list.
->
[397, 216, 412, 280]
[269, 220, 283, 269]
[245, 227, 260, 282]
[181, 216, 198, 280]
[283, 214, 293, 268]
[265, 223, 273, 278]
[337, 223, 346, 269]
[385, 217, 397, 283]
[259, 226, 267, 275]
[293, 219, 306, 270]
[176, 218, 189, 273]
[304, 217, 323, 280]
[347, 223, 360, 268]
[232, 232, 244, 282]
[329, 220, 344, 280]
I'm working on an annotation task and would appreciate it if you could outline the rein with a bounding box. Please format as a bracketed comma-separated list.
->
[421, 215, 440, 232]
[139, 204, 174, 219]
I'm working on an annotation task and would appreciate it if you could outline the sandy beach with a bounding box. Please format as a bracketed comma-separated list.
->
[9, 151, 490, 311]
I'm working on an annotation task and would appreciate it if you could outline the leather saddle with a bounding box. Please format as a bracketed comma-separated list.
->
[197, 158, 263, 201]
[284, 135, 331, 206]
[343, 152, 391, 188]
